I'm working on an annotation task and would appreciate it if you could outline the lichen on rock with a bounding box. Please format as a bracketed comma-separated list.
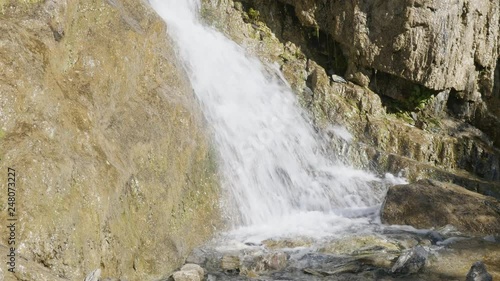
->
[0, 0, 221, 280]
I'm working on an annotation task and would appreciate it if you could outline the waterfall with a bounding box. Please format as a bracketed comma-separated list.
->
[150, 0, 397, 236]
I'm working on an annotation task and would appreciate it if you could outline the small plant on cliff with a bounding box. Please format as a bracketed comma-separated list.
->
[408, 85, 435, 111]
[248, 8, 260, 22]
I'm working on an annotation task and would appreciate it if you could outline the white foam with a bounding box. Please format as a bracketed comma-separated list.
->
[150, 0, 403, 237]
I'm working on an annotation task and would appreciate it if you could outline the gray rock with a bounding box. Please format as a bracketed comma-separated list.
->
[240, 252, 288, 276]
[331, 74, 347, 84]
[221, 255, 240, 272]
[172, 263, 206, 281]
[391, 246, 428, 275]
[84, 269, 101, 281]
[181, 264, 205, 279]
[466, 261, 492, 281]
[172, 270, 201, 281]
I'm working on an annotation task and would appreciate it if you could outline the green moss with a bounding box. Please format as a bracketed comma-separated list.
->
[248, 8, 260, 22]
[383, 84, 437, 118]
[394, 111, 415, 125]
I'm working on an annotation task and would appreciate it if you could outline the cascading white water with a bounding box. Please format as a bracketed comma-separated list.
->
[150, 0, 400, 236]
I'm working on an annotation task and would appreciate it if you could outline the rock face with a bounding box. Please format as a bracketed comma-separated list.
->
[269, 0, 500, 144]
[301, 0, 499, 141]
[0, 0, 220, 280]
[381, 180, 500, 235]
[282, 0, 500, 92]
[200, 0, 500, 195]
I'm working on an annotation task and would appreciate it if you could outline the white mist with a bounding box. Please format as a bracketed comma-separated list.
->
[150, 0, 393, 237]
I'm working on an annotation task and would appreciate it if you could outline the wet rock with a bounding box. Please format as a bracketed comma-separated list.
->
[172, 263, 205, 281]
[319, 235, 401, 256]
[181, 264, 205, 279]
[425, 238, 500, 279]
[84, 269, 101, 281]
[262, 237, 314, 249]
[173, 270, 202, 281]
[190, 234, 500, 281]
[425, 231, 445, 245]
[390, 246, 428, 275]
[221, 255, 240, 272]
[304, 261, 360, 276]
[240, 252, 288, 277]
[381, 179, 500, 235]
[466, 261, 493, 281]
[186, 248, 208, 265]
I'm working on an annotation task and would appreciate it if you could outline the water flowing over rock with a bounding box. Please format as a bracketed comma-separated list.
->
[0, 0, 220, 280]
[199, 0, 500, 194]
[2, 0, 500, 279]
[151, 0, 390, 235]
[183, 234, 500, 280]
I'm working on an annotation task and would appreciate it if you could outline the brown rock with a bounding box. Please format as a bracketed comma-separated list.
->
[381, 179, 500, 235]
[221, 255, 240, 271]
[0, 0, 220, 280]
[284, 0, 500, 95]
[200, 0, 500, 192]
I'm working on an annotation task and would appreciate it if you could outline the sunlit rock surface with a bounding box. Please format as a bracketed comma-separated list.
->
[0, 0, 220, 280]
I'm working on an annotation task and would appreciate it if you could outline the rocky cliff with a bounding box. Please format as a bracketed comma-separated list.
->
[0, 0, 220, 280]
[200, 0, 500, 194]
[275, 0, 500, 147]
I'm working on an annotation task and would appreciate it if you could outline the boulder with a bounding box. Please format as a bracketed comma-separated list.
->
[172, 271, 201, 281]
[181, 264, 205, 279]
[390, 246, 428, 275]
[172, 264, 205, 281]
[466, 261, 493, 281]
[381, 180, 500, 235]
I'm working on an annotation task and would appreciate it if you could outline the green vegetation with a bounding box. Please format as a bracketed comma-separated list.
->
[308, 25, 320, 39]
[408, 84, 435, 110]
[394, 111, 415, 124]
[248, 8, 260, 22]
[384, 84, 437, 114]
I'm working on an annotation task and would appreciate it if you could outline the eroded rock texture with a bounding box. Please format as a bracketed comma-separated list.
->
[381, 179, 500, 235]
[0, 0, 220, 280]
[200, 0, 500, 194]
